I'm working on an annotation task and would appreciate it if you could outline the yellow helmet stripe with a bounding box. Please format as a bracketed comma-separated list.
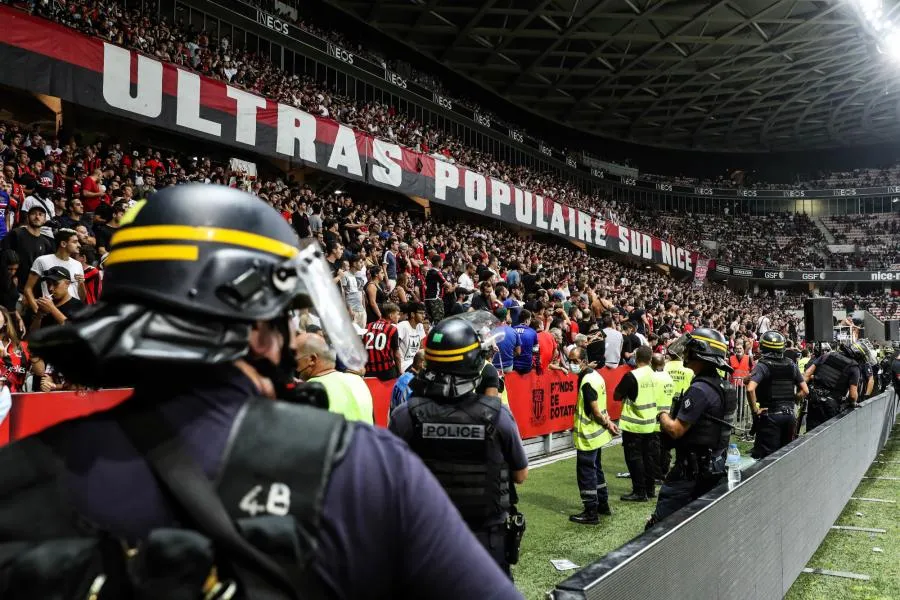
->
[423, 342, 480, 356]
[111, 225, 299, 258]
[760, 339, 784, 348]
[424, 353, 465, 363]
[105, 244, 199, 266]
[692, 335, 728, 352]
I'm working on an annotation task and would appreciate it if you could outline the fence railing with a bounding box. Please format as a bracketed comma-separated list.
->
[551, 389, 899, 600]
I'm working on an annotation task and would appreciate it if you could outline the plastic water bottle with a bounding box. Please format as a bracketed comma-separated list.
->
[726, 444, 742, 490]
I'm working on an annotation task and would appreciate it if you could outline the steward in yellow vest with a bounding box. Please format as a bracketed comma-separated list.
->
[569, 347, 619, 525]
[652, 353, 676, 479]
[614, 346, 660, 501]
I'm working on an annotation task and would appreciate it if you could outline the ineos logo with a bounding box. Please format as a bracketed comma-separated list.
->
[327, 43, 354, 65]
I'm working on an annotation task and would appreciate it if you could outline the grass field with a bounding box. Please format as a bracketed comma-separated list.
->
[513, 427, 899, 600]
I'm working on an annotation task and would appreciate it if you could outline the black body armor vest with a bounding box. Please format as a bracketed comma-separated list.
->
[0, 398, 351, 599]
[678, 376, 737, 455]
[813, 352, 854, 400]
[757, 356, 797, 408]
[407, 394, 510, 526]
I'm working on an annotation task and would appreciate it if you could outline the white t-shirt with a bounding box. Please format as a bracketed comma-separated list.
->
[457, 272, 475, 303]
[30, 254, 84, 300]
[757, 315, 771, 335]
[603, 327, 624, 367]
[397, 320, 425, 372]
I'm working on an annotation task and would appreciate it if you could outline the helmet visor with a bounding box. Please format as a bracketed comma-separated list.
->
[445, 310, 505, 349]
[277, 241, 368, 372]
[666, 333, 691, 360]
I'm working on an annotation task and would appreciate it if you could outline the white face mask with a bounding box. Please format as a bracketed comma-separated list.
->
[569, 364, 582, 374]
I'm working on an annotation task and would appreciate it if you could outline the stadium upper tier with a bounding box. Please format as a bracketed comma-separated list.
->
[9, 1, 898, 273]
[30, 0, 900, 195]
[2, 120, 895, 331]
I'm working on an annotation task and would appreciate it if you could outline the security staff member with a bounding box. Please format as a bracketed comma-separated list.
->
[662, 347, 693, 478]
[745, 331, 808, 458]
[798, 348, 812, 373]
[648, 328, 737, 528]
[0, 186, 522, 600]
[615, 345, 660, 501]
[855, 341, 876, 399]
[651, 353, 675, 479]
[569, 346, 620, 524]
[804, 343, 862, 432]
[891, 347, 900, 396]
[389, 314, 529, 578]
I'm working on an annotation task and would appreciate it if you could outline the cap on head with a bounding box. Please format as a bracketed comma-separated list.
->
[42, 266, 70, 283]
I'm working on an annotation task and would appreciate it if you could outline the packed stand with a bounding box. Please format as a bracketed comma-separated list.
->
[821, 214, 900, 270]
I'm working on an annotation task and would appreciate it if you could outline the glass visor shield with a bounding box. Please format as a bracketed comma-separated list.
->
[666, 332, 691, 360]
[444, 310, 506, 350]
[274, 241, 368, 372]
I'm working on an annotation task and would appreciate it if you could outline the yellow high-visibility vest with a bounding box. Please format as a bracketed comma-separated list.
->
[665, 359, 693, 396]
[573, 370, 612, 451]
[620, 365, 658, 434]
[651, 370, 675, 433]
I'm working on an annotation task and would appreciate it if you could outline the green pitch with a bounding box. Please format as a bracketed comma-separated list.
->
[513, 428, 899, 600]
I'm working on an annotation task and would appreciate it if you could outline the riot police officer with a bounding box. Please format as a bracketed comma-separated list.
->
[647, 328, 737, 528]
[389, 313, 529, 578]
[0, 186, 523, 599]
[803, 342, 862, 432]
[745, 331, 808, 458]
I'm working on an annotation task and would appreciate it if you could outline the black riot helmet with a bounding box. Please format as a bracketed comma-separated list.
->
[30, 185, 365, 387]
[759, 331, 786, 357]
[417, 312, 500, 399]
[669, 327, 732, 373]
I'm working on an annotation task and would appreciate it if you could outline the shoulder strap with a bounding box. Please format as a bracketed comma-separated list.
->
[117, 401, 301, 599]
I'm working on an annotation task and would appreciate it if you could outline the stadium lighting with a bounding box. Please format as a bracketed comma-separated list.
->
[853, 0, 900, 61]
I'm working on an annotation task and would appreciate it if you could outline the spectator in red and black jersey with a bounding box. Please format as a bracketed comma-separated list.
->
[364, 302, 402, 381]
[75, 252, 101, 305]
[0, 306, 29, 393]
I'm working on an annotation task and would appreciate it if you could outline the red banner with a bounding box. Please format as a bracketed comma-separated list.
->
[504, 366, 631, 438]
[0, 367, 633, 445]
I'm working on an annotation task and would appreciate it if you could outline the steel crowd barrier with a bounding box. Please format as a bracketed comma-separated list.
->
[552, 388, 899, 600]
[0, 366, 634, 447]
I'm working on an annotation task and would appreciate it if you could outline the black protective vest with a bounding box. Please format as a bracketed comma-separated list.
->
[757, 356, 797, 408]
[678, 376, 736, 454]
[0, 398, 351, 600]
[813, 352, 854, 400]
[407, 394, 510, 525]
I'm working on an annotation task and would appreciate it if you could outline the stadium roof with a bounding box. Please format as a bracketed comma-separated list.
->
[325, 0, 900, 152]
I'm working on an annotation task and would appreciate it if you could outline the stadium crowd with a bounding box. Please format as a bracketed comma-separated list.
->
[21, 0, 900, 270]
[0, 116, 897, 394]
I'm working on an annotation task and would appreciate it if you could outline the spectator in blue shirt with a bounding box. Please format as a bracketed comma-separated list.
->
[390, 350, 425, 422]
[512, 309, 539, 374]
[491, 307, 520, 373]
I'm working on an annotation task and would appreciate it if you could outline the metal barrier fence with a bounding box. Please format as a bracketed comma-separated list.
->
[552, 389, 899, 600]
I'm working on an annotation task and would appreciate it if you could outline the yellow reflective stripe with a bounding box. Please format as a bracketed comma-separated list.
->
[111, 225, 298, 258]
[619, 415, 657, 425]
[760, 340, 784, 349]
[424, 353, 465, 363]
[425, 342, 480, 356]
[104, 244, 199, 266]
[692, 335, 727, 352]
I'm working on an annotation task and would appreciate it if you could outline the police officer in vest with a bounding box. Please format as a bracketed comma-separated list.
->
[647, 328, 737, 529]
[0, 186, 523, 600]
[389, 312, 529, 578]
[569, 346, 620, 524]
[651, 353, 675, 480]
[661, 345, 693, 479]
[615, 345, 660, 501]
[804, 342, 862, 432]
[745, 331, 808, 458]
